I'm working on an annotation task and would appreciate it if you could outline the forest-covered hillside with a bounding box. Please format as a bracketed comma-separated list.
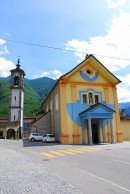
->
[0, 77, 56, 117]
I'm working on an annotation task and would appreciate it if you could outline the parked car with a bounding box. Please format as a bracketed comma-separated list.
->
[42, 134, 55, 143]
[29, 133, 43, 142]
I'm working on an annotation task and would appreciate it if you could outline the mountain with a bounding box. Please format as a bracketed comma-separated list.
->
[0, 77, 56, 117]
[25, 77, 57, 100]
[0, 80, 10, 117]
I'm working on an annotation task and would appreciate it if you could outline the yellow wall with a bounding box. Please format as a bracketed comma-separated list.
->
[120, 120, 130, 141]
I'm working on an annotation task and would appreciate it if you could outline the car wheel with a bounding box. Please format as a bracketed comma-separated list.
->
[45, 139, 47, 143]
[31, 138, 35, 142]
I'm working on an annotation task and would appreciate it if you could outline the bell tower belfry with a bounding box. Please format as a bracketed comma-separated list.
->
[10, 59, 25, 138]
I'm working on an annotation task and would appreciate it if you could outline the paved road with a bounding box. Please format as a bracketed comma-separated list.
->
[1, 140, 130, 194]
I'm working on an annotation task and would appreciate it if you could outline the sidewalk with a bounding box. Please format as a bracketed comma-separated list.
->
[0, 145, 81, 194]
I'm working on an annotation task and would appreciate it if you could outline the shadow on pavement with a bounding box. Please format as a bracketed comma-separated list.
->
[22, 139, 60, 147]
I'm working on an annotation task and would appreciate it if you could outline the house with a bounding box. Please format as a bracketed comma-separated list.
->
[0, 117, 34, 139]
[28, 54, 123, 145]
[120, 109, 130, 141]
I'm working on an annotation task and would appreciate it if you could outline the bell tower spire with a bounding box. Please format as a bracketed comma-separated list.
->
[16, 58, 20, 69]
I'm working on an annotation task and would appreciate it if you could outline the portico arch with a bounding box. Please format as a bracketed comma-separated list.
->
[7, 128, 15, 139]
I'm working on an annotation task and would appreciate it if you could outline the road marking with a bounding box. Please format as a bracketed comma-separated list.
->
[40, 152, 55, 158]
[49, 151, 66, 156]
[39, 148, 101, 157]
[76, 148, 92, 152]
[74, 167, 130, 193]
[68, 149, 86, 153]
[111, 159, 130, 165]
[58, 150, 76, 154]
[80, 147, 101, 151]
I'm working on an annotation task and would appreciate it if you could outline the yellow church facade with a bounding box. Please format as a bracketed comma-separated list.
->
[39, 54, 123, 145]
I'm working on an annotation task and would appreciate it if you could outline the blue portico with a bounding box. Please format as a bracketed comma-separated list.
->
[79, 103, 115, 145]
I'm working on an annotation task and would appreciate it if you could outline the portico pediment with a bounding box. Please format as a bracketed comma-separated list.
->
[79, 103, 115, 119]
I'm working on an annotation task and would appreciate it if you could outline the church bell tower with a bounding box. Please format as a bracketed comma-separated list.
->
[10, 59, 25, 138]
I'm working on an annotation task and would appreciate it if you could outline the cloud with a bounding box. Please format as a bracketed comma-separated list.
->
[0, 39, 14, 77]
[40, 69, 63, 80]
[0, 39, 9, 55]
[40, 71, 50, 77]
[65, 7, 130, 102]
[0, 57, 15, 77]
[117, 87, 130, 102]
[66, 9, 130, 72]
[4, 32, 11, 37]
[0, 39, 6, 45]
[107, 0, 127, 9]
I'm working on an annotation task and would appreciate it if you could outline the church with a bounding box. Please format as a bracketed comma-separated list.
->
[29, 54, 123, 144]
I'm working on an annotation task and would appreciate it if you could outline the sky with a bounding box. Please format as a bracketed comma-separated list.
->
[0, 0, 130, 103]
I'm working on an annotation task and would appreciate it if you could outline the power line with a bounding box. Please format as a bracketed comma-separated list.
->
[3, 38, 130, 61]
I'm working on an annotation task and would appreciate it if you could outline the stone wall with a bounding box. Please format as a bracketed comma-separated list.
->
[29, 111, 51, 135]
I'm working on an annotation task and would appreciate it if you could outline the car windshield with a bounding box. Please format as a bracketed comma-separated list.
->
[49, 134, 54, 138]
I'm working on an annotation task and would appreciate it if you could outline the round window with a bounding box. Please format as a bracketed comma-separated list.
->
[86, 69, 92, 75]
[84, 66, 94, 77]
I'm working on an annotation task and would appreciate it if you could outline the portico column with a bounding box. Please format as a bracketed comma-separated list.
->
[81, 120, 86, 144]
[102, 119, 106, 143]
[88, 118, 93, 145]
[110, 118, 115, 144]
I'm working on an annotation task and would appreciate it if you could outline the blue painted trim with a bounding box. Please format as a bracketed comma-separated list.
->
[66, 89, 115, 128]
[80, 71, 98, 82]
[80, 112, 113, 119]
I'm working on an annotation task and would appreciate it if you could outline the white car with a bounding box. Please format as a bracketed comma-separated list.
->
[29, 133, 43, 142]
[42, 134, 55, 143]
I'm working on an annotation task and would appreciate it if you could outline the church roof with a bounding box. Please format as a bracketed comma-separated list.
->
[61, 54, 121, 84]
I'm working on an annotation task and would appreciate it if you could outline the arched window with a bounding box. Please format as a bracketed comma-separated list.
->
[89, 92, 93, 104]
[14, 76, 19, 85]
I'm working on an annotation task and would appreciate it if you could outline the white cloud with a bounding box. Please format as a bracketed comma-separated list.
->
[117, 74, 130, 102]
[0, 57, 15, 77]
[40, 69, 63, 79]
[0, 39, 9, 55]
[51, 70, 63, 79]
[65, 8, 130, 102]
[107, 0, 127, 9]
[4, 32, 11, 37]
[41, 71, 50, 77]
[0, 45, 9, 55]
[117, 87, 130, 102]
[118, 74, 130, 86]
[66, 10, 130, 72]
[0, 39, 14, 77]
[0, 39, 6, 45]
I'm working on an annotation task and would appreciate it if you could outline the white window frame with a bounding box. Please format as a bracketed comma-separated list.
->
[94, 95, 100, 104]
[81, 92, 100, 104]
[82, 93, 88, 104]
